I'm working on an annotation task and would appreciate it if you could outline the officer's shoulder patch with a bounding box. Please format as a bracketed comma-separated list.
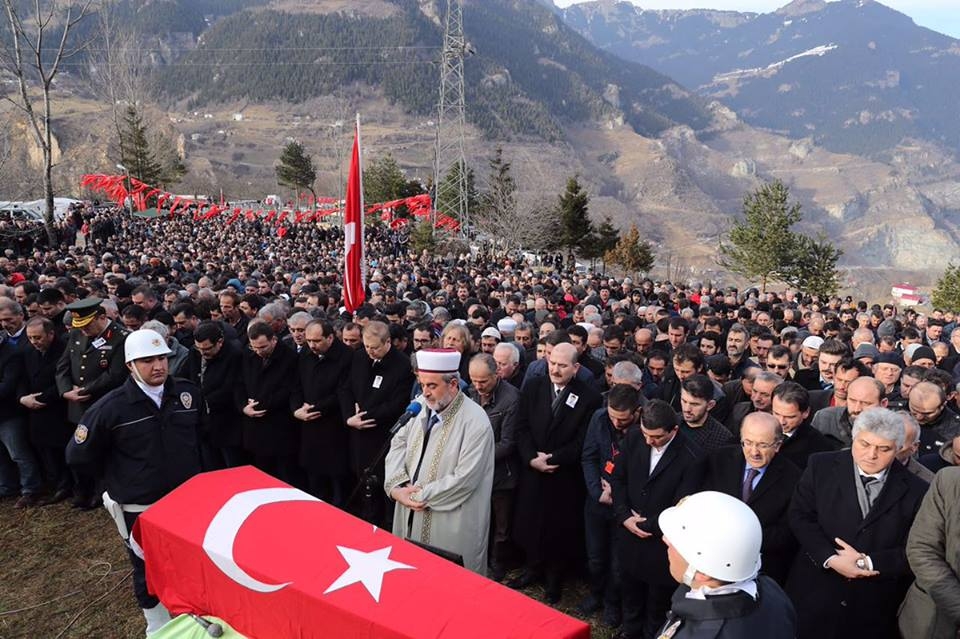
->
[180, 392, 193, 409]
[73, 424, 88, 444]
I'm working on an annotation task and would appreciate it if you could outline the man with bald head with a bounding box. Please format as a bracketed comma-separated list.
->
[701, 412, 802, 584]
[909, 380, 960, 456]
[511, 341, 602, 603]
[812, 376, 887, 447]
[895, 412, 934, 483]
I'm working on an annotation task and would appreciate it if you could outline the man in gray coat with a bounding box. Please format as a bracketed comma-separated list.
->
[899, 467, 960, 638]
[467, 353, 519, 581]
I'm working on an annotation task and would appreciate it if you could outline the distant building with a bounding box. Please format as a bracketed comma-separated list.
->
[892, 283, 920, 298]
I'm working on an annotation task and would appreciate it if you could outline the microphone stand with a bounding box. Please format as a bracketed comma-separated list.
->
[346, 425, 399, 524]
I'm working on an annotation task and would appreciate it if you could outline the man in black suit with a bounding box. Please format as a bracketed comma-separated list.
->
[610, 399, 704, 639]
[701, 412, 801, 585]
[18, 316, 71, 504]
[786, 407, 929, 639]
[235, 321, 300, 487]
[191, 321, 245, 469]
[291, 320, 351, 506]
[772, 381, 838, 470]
[510, 343, 602, 603]
[339, 320, 414, 523]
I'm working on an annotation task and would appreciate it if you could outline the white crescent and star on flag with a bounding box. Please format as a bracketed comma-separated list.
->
[201, 487, 416, 602]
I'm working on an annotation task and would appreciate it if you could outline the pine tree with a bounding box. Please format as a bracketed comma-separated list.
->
[120, 105, 163, 186]
[932, 263, 960, 312]
[363, 155, 425, 209]
[782, 233, 844, 300]
[719, 180, 802, 293]
[276, 141, 317, 199]
[606, 224, 655, 276]
[556, 176, 593, 263]
[587, 216, 620, 270]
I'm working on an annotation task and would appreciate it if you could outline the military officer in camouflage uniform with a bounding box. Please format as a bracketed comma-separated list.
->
[55, 297, 128, 509]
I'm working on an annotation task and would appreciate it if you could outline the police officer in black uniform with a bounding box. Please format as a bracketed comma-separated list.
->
[56, 297, 129, 509]
[652, 491, 797, 639]
[66, 328, 203, 636]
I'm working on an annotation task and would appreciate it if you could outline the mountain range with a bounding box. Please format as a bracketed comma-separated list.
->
[558, 0, 960, 157]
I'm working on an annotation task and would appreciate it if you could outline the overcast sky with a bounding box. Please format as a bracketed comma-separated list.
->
[552, 1, 960, 38]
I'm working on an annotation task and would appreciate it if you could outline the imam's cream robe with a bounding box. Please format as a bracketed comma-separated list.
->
[384, 392, 495, 575]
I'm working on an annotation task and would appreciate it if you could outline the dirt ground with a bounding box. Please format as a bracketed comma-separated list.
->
[0, 498, 141, 638]
[0, 497, 616, 638]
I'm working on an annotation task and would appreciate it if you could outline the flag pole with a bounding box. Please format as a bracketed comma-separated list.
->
[356, 113, 365, 291]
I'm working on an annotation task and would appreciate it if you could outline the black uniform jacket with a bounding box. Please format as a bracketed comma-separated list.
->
[65, 377, 203, 504]
[658, 576, 797, 639]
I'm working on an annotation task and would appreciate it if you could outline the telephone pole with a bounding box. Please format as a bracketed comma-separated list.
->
[432, 0, 469, 237]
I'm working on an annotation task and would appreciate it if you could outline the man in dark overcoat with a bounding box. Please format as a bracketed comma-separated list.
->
[18, 316, 71, 502]
[338, 320, 414, 523]
[701, 412, 802, 585]
[291, 319, 352, 506]
[510, 343, 601, 603]
[787, 407, 928, 639]
[610, 399, 704, 639]
[190, 321, 245, 469]
[235, 321, 300, 487]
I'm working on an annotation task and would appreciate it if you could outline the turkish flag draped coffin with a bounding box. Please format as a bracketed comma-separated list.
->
[137, 467, 590, 639]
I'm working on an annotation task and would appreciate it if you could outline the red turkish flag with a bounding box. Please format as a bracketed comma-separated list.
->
[343, 116, 365, 313]
[137, 468, 588, 639]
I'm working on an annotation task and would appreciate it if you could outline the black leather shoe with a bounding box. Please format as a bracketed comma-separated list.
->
[601, 606, 622, 628]
[70, 493, 89, 508]
[507, 570, 541, 590]
[78, 494, 102, 511]
[489, 562, 507, 582]
[545, 585, 562, 605]
[42, 489, 71, 505]
[15, 494, 40, 508]
[576, 594, 601, 616]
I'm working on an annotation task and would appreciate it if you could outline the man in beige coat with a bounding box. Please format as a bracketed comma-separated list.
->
[900, 467, 960, 638]
[385, 349, 495, 575]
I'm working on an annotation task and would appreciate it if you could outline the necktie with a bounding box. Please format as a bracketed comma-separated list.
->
[861, 475, 880, 509]
[425, 414, 440, 434]
[199, 357, 208, 383]
[551, 386, 564, 412]
[742, 467, 759, 502]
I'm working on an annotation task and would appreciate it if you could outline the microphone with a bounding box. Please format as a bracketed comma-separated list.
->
[189, 614, 224, 637]
[389, 402, 422, 435]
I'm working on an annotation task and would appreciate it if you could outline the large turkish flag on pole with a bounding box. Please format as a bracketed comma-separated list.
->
[343, 115, 365, 313]
[137, 467, 589, 639]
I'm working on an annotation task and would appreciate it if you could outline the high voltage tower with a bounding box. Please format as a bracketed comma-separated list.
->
[432, 0, 470, 237]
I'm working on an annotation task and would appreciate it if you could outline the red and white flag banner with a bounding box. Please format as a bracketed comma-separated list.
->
[136, 467, 589, 639]
[342, 115, 366, 313]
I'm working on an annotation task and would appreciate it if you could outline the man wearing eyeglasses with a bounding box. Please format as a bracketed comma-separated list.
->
[701, 412, 801, 585]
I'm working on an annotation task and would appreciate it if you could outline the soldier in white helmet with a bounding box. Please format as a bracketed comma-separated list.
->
[652, 491, 797, 638]
[66, 328, 204, 637]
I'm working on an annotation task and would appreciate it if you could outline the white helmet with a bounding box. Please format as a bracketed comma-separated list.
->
[124, 329, 172, 363]
[659, 491, 762, 584]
